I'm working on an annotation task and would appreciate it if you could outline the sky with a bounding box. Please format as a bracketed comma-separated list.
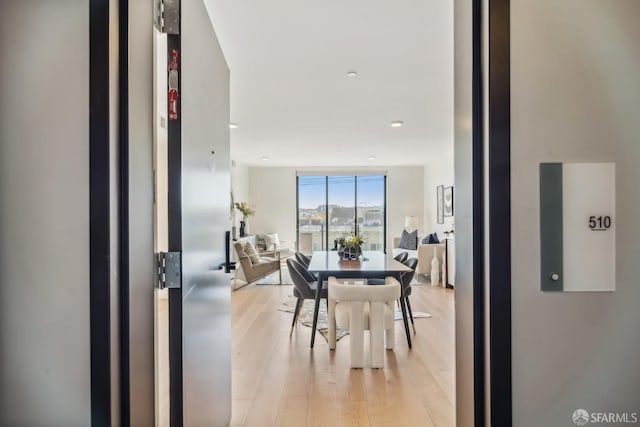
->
[298, 175, 385, 209]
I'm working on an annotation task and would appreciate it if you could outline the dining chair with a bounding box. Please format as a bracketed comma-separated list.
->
[294, 251, 311, 268]
[366, 251, 407, 286]
[328, 276, 400, 368]
[401, 257, 419, 333]
[394, 251, 408, 263]
[286, 258, 327, 337]
[294, 251, 317, 280]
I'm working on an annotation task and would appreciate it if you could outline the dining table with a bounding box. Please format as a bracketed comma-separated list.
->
[307, 250, 414, 349]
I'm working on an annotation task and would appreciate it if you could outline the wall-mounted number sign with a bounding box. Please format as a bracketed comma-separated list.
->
[540, 162, 616, 292]
[589, 216, 612, 230]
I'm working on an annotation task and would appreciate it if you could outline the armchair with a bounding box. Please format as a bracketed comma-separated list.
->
[232, 236, 281, 290]
[328, 276, 400, 368]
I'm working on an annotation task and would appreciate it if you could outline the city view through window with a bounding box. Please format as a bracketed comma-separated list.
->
[297, 175, 386, 254]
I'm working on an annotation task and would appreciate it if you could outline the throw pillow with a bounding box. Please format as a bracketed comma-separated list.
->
[399, 229, 418, 250]
[262, 233, 281, 252]
[422, 233, 440, 244]
[244, 241, 261, 264]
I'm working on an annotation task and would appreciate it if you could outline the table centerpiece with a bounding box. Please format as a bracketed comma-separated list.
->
[336, 234, 365, 260]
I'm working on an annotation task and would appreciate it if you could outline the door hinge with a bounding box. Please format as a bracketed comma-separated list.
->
[154, 0, 180, 35]
[156, 251, 182, 289]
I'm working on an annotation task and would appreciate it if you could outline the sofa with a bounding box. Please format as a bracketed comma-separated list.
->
[391, 235, 446, 276]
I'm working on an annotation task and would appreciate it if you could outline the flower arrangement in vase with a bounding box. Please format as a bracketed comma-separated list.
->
[235, 201, 255, 237]
[336, 234, 365, 260]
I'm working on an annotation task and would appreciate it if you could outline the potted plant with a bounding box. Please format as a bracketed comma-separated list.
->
[337, 234, 365, 260]
[235, 201, 255, 237]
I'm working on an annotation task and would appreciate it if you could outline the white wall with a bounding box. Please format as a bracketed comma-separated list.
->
[247, 167, 298, 244]
[0, 1, 91, 425]
[424, 148, 455, 235]
[247, 166, 425, 250]
[386, 166, 426, 245]
[511, 1, 640, 425]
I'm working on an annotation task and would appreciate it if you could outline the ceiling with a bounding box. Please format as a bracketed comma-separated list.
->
[204, 0, 454, 167]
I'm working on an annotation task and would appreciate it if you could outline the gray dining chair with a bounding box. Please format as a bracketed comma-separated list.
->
[294, 251, 317, 279]
[367, 251, 408, 286]
[400, 257, 419, 333]
[295, 251, 311, 268]
[394, 251, 408, 263]
[286, 258, 327, 337]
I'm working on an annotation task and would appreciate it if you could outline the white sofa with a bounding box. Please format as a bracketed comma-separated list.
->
[391, 235, 446, 275]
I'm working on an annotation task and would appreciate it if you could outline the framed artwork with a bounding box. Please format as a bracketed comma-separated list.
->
[437, 185, 444, 224]
[444, 186, 454, 217]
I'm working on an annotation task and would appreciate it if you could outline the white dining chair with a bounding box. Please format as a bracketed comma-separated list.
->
[328, 276, 401, 368]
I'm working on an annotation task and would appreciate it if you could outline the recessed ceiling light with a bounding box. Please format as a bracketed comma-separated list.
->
[229, 122, 238, 129]
[260, 156, 270, 161]
[368, 156, 377, 161]
[390, 121, 404, 128]
[346, 71, 358, 77]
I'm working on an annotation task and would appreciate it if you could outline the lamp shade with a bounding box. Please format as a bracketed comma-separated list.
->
[404, 216, 419, 230]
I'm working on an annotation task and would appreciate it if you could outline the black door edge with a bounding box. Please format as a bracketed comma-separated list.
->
[118, 0, 131, 425]
[471, 0, 486, 425]
[89, 0, 112, 425]
[167, 29, 184, 427]
[488, 0, 513, 425]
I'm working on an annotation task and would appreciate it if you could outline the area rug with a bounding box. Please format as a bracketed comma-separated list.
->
[255, 266, 293, 285]
[278, 296, 431, 342]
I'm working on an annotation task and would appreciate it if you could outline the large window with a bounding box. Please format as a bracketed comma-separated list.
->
[297, 174, 386, 255]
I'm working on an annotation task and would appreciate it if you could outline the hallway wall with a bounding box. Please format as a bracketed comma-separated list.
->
[511, 1, 640, 425]
[0, 1, 91, 425]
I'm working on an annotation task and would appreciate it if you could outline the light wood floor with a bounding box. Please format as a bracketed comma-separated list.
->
[230, 281, 455, 427]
